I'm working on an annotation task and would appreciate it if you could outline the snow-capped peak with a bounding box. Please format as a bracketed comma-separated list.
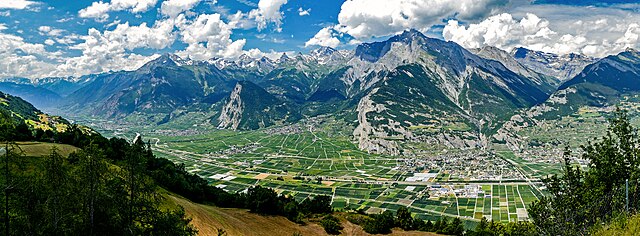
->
[310, 46, 337, 57]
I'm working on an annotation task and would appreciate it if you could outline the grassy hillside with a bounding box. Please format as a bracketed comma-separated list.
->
[5, 141, 79, 157]
[168, 194, 325, 236]
[166, 193, 442, 236]
[593, 214, 640, 236]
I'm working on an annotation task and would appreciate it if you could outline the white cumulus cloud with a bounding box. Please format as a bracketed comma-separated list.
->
[79, 2, 111, 21]
[335, 0, 510, 39]
[249, 0, 288, 32]
[305, 27, 340, 48]
[79, 0, 158, 21]
[55, 19, 176, 76]
[160, 0, 201, 18]
[298, 7, 310, 16]
[0, 24, 57, 78]
[38, 25, 65, 37]
[175, 13, 246, 60]
[0, 0, 37, 10]
[443, 10, 640, 57]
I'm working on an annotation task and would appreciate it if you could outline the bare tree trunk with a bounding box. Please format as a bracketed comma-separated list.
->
[4, 143, 9, 236]
[89, 154, 96, 235]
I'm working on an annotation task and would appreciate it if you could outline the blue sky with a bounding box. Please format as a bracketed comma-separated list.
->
[1, 0, 640, 79]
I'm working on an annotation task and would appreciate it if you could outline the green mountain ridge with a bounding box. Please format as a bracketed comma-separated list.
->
[535, 48, 640, 119]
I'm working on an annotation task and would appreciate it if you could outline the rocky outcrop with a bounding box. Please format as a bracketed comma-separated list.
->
[218, 83, 244, 130]
[353, 88, 401, 155]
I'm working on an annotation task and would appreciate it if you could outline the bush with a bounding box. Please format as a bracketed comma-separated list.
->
[320, 215, 343, 235]
[362, 211, 395, 234]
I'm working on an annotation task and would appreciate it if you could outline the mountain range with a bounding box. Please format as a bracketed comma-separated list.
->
[0, 29, 637, 155]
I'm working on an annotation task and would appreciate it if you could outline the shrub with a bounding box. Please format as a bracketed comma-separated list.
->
[320, 215, 343, 235]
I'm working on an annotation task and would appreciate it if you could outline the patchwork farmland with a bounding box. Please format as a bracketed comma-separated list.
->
[148, 125, 549, 226]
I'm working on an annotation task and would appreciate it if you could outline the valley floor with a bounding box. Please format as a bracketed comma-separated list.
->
[70, 115, 550, 226]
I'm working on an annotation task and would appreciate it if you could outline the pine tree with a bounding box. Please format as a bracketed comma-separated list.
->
[395, 206, 414, 230]
[74, 145, 108, 235]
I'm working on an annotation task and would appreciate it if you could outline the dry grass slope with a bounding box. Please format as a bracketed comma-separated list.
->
[167, 194, 441, 236]
[3, 141, 79, 157]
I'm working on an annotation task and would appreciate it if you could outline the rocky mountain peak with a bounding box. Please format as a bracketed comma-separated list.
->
[278, 53, 292, 63]
[138, 53, 186, 71]
[310, 46, 337, 57]
[395, 28, 426, 42]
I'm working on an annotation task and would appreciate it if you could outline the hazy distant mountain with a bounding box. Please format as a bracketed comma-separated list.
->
[511, 47, 595, 82]
[533, 48, 640, 119]
[0, 82, 62, 109]
[35, 77, 90, 97]
[0, 75, 98, 110]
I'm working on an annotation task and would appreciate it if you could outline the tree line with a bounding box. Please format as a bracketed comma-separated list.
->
[340, 206, 536, 235]
[0, 141, 197, 235]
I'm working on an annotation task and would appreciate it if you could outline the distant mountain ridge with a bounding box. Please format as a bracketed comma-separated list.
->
[539, 48, 640, 118]
[0, 76, 95, 109]
[0, 82, 62, 109]
[511, 47, 595, 82]
[494, 48, 640, 149]
[4, 29, 640, 155]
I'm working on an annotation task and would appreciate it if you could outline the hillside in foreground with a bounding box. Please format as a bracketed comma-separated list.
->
[166, 193, 441, 236]
[594, 214, 640, 236]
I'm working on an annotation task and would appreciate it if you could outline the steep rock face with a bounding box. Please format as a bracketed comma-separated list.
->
[353, 88, 401, 155]
[217, 81, 300, 130]
[512, 47, 595, 82]
[217, 83, 244, 130]
[352, 64, 506, 154]
[471, 46, 557, 91]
